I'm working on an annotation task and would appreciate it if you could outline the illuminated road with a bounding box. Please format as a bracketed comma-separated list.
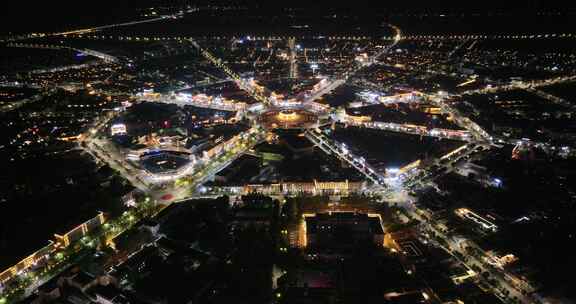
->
[188, 39, 274, 105]
[0, 89, 54, 113]
[83, 138, 151, 192]
[334, 116, 474, 142]
[373, 139, 540, 303]
[406, 205, 537, 304]
[308, 72, 537, 302]
[141, 93, 246, 112]
[525, 87, 576, 111]
[2, 120, 261, 301]
[2, 12, 192, 47]
[158, 128, 266, 203]
[4, 19, 546, 304]
[459, 75, 576, 96]
[303, 78, 346, 103]
[81, 122, 266, 205]
[401, 144, 488, 190]
[304, 24, 403, 104]
[305, 129, 387, 187]
[6, 42, 120, 63]
[419, 92, 492, 143]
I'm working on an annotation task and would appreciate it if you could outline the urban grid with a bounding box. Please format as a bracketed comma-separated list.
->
[1, 2, 575, 304]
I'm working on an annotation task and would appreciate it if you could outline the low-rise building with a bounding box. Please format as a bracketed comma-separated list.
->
[304, 212, 384, 250]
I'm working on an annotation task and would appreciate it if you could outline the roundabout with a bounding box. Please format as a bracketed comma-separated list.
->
[258, 107, 320, 130]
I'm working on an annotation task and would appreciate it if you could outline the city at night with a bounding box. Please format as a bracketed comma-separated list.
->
[1, 1, 576, 303]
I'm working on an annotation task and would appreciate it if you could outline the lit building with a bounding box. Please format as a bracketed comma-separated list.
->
[242, 180, 366, 195]
[304, 212, 385, 250]
[54, 212, 107, 247]
[0, 241, 57, 288]
[110, 123, 127, 136]
[139, 150, 193, 178]
[0, 212, 106, 288]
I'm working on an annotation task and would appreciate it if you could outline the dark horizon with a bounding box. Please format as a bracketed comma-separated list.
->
[1, 0, 576, 34]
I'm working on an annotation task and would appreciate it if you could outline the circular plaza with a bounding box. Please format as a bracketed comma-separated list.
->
[258, 108, 319, 130]
[140, 150, 192, 178]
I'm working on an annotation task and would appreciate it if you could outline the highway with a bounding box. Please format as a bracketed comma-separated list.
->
[2, 14, 179, 43]
[51, 16, 172, 37]
[7, 42, 120, 63]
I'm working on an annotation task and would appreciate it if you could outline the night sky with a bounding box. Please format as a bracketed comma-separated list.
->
[1, 0, 574, 34]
